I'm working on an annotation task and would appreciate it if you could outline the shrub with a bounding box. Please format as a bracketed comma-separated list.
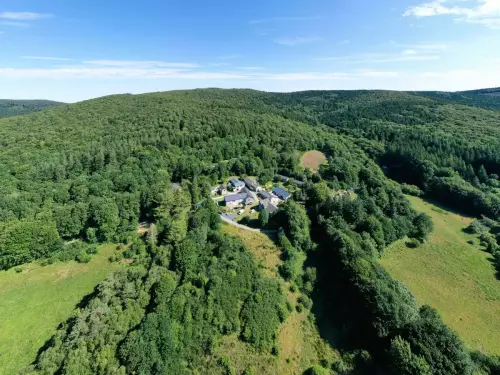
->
[14, 266, 23, 273]
[86, 246, 98, 254]
[75, 251, 91, 263]
[406, 238, 421, 248]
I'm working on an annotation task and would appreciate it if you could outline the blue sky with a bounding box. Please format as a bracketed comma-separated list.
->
[1, 0, 499, 102]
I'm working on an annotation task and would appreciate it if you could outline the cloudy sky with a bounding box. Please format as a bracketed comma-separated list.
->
[1, 0, 499, 102]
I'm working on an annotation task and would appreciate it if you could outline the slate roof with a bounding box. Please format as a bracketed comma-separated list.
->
[260, 199, 279, 214]
[225, 193, 247, 203]
[259, 191, 272, 199]
[229, 178, 245, 187]
[244, 177, 259, 189]
[272, 186, 291, 199]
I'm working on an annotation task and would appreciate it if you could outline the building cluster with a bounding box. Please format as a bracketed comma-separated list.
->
[213, 177, 293, 214]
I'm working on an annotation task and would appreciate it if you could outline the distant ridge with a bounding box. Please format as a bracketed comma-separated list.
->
[0, 99, 64, 118]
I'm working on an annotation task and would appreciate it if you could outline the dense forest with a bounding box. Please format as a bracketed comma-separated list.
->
[0, 99, 63, 118]
[1, 88, 500, 374]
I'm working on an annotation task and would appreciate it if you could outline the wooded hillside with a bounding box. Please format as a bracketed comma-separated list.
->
[1, 88, 500, 374]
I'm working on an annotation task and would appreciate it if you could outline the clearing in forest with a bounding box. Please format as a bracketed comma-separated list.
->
[381, 195, 500, 355]
[0, 245, 122, 375]
[219, 223, 337, 374]
[300, 150, 327, 172]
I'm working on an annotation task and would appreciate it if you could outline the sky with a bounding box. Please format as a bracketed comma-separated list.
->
[0, 0, 499, 102]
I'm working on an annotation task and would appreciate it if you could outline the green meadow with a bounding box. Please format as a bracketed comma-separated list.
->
[0, 245, 121, 375]
[381, 196, 500, 355]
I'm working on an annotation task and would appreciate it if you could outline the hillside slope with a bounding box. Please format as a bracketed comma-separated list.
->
[0, 99, 63, 118]
[2, 88, 500, 375]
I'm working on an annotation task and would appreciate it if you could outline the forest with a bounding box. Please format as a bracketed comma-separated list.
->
[0, 99, 63, 118]
[1, 88, 500, 374]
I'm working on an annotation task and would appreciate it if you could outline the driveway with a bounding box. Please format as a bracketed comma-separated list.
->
[220, 214, 278, 234]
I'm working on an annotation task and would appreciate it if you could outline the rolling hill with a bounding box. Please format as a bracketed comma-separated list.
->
[2, 88, 500, 375]
[0, 99, 64, 118]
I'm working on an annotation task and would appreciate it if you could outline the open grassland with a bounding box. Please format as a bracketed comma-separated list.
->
[0, 245, 122, 375]
[220, 223, 337, 374]
[381, 196, 500, 355]
[300, 150, 327, 172]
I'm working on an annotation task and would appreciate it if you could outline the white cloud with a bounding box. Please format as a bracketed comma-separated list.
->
[22, 56, 72, 61]
[274, 36, 321, 46]
[249, 16, 321, 24]
[315, 53, 440, 63]
[0, 21, 30, 27]
[403, 49, 418, 55]
[0, 67, 245, 79]
[403, 0, 500, 28]
[0, 12, 52, 20]
[82, 60, 199, 68]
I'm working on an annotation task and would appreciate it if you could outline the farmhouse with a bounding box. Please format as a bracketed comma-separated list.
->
[259, 199, 279, 215]
[259, 190, 272, 200]
[243, 177, 259, 191]
[272, 186, 291, 201]
[224, 188, 257, 209]
[276, 175, 289, 183]
[293, 179, 305, 187]
[228, 178, 245, 192]
[217, 184, 228, 195]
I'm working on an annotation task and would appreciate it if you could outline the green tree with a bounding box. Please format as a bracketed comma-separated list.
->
[389, 336, 431, 375]
[259, 208, 269, 228]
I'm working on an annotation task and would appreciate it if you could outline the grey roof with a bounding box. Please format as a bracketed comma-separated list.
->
[259, 191, 272, 199]
[272, 186, 291, 199]
[260, 199, 279, 214]
[244, 177, 259, 188]
[229, 178, 245, 187]
[293, 179, 305, 186]
[225, 193, 247, 202]
[218, 184, 227, 190]
[276, 174, 290, 182]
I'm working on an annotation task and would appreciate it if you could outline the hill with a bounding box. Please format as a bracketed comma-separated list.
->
[413, 89, 500, 110]
[0, 99, 64, 118]
[2, 88, 500, 375]
[381, 196, 500, 355]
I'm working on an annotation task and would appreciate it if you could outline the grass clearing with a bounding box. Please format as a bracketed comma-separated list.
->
[381, 195, 500, 355]
[0, 245, 122, 375]
[300, 150, 327, 172]
[220, 223, 338, 374]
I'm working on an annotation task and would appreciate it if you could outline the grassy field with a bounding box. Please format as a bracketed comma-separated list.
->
[381, 196, 500, 355]
[300, 150, 327, 172]
[0, 245, 122, 375]
[219, 223, 337, 374]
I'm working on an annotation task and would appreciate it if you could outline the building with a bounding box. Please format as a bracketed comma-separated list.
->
[259, 190, 272, 200]
[259, 199, 279, 215]
[243, 177, 259, 191]
[224, 188, 257, 209]
[228, 178, 245, 192]
[217, 184, 228, 195]
[293, 179, 305, 187]
[272, 186, 291, 201]
[225, 193, 247, 209]
[276, 174, 290, 183]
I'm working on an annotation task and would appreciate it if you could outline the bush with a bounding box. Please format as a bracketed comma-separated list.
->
[406, 238, 421, 248]
[401, 183, 423, 197]
[86, 246, 98, 254]
[464, 220, 488, 234]
[75, 251, 91, 263]
[14, 266, 23, 273]
[304, 364, 330, 375]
